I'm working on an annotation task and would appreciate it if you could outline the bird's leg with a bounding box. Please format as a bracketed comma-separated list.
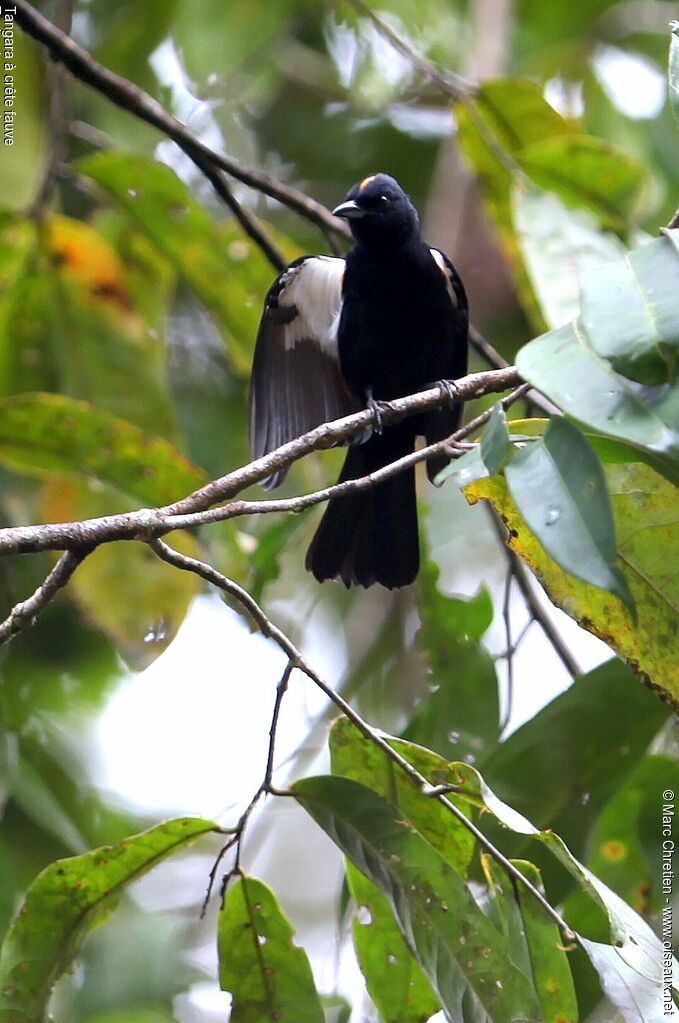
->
[435, 378, 460, 407]
[366, 387, 386, 435]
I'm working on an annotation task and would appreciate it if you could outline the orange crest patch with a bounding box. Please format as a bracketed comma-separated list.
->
[358, 175, 377, 192]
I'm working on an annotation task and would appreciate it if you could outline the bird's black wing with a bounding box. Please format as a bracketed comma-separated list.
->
[424, 247, 469, 482]
[248, 256, 361, 490]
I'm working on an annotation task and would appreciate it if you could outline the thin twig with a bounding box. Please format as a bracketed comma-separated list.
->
[0, 549, 90, 645]
[32, 0, 73, 213]
[488, 510, 582, 680]
[500, 565, 514, 733]
[0, 366, 524, 555]
[13, 0, 350, 247]
[148, 539, 575, 940]
[201, 656, 295, 912]
[342, 0, 475, 101]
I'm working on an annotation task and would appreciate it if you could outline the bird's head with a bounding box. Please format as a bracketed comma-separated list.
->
[333, 174, 419, 247]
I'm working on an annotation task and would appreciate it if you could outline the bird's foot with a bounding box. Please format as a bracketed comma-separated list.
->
[434, 379, 460, 407]
[366, 391, 387, 435]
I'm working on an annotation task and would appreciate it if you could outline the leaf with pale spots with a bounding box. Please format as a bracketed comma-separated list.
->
[346, 861, 440, 1023]
[0, 392, 204, 505]
[218, 876, 323, 1023]
[294, 775, 543, 1022]
[0, 818, 219, 1023]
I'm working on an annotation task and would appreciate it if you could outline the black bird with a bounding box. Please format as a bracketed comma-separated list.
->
[248, 173, 468, 589]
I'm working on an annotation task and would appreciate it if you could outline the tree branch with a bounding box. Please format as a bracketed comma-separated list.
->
[0, 549, 90, 645]
[0, 366, 523, 555]
[342, 0, 475, 102]
[488, 509, 582, 680]
[13, 0, 350, 248]
[148, 536, 575, 939]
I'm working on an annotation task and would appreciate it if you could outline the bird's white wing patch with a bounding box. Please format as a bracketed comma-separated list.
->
[430, 248, 459, 308]
[249, 255, 359, 489]
[278, 256, 345, 355]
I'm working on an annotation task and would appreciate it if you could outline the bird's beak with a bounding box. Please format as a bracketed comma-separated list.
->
[332, 199, 367, 220]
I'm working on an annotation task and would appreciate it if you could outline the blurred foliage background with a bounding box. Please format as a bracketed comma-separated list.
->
[1, 0, 678, 1020]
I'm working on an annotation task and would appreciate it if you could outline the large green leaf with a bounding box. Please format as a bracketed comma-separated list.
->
[329, 718, 673, 1020]
[78, 152, 298, 375]
[0, 818, 219, 1023]
[580, 230, 679, 384]
[431, 761, 678, 1021]
[330, 716, 475, 875]
[518, 134, 644, 231]
[483, 659, 668, 841]
[466, 462, 679, 705]
[457, 79, 645, 327]
[483, 858, 578, 1023]
[0, 216, 176, 438]
[294, 775, 543, 1022]
[345, 861, 440, 1023]
[512, 185, 626, 330]
[407, 563, 500, 764]
[0, 31, 47, 211]
[41, 478, 201, 669]
[584, 756, 679, 917]
[504, 417, 633, 609]
[517, 324, 679, 484]
[218, 876, 324, 1023]
[0, 393, 203, 506]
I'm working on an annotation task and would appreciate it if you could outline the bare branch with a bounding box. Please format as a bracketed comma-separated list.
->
[0, 549, 90, 646]
[13, 0, 350, 248]
[488, 510, 582, 680]
[0, 366, 523, 555]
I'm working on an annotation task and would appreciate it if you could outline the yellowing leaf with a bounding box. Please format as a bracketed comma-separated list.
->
[42, 479, 201, 669]
[465, 462, 679, 707]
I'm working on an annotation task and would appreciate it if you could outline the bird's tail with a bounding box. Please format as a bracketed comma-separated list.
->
[305, 426, 418, 588]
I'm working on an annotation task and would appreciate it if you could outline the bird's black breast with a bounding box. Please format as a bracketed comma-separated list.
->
[337, 240, 466, 403]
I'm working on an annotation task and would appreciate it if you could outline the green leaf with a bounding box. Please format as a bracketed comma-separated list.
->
[484, 858, 578, 1023]
[465, 464, 679, 705]
[512, 185, 626, 330]
[516, 323, 679, 485]
[581, 231, 679, 385]
[330, 720, 675, 1019]
[407, 563, 499, 763]
[0, 216, 177, 438]
[505, 417, 634, 610]
[294, 775, 543, 1022]
[457, 79, 646, 327]
[218, 875, 324, 1023]
[0, 393, 204, 506]
[41, 478, 201, 669]
[518, 134, 644, 232]
[330, 716, 475, 876]
[584, 756, 679, 917]
[0, 31, 48, 211]
[0, 818, 219, 1023]
[481, 402, 511, 476]
[433, 762, 679, 1017]
[346, 862, 440, 1023]
[483, 659, 668, 839]
[78, 152, 298, 375]
[670, 23, 679, 129]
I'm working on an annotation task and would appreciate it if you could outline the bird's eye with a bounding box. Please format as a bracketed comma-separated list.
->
[379, 195, 390, 204]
